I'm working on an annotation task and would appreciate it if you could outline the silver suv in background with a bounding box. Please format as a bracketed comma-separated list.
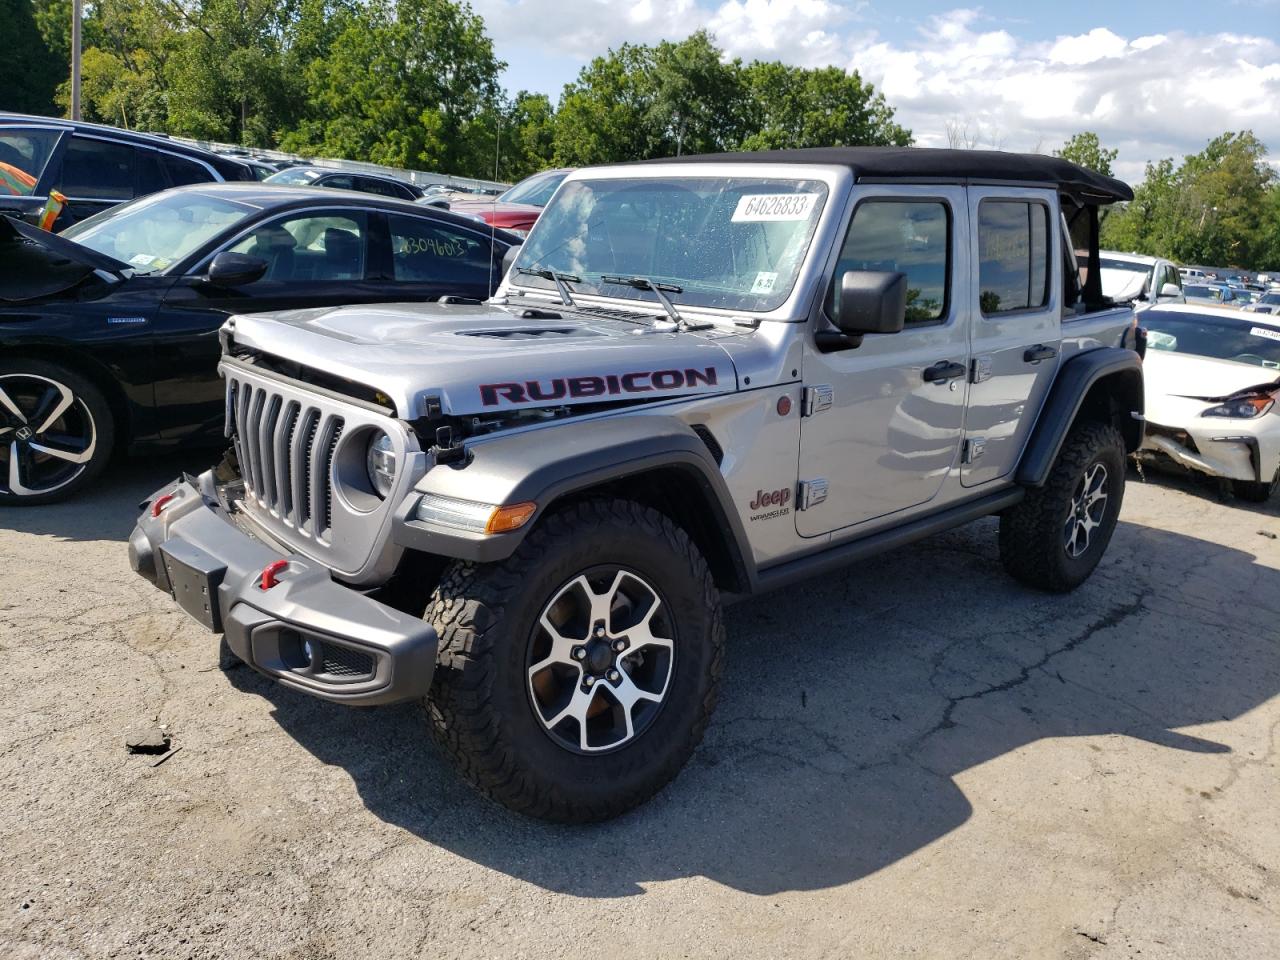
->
[129, 148, 1145, 822]
[1100, 251, 1184, 307]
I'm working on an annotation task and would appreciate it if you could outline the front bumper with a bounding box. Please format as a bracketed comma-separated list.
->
[129, 472, 436, 706]
[1138, 422, 1267, 483]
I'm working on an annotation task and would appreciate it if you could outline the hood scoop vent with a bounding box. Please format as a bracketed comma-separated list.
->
[458, 327, 602, 341]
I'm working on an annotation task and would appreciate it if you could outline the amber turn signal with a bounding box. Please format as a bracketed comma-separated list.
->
[484, 501, 537, 534]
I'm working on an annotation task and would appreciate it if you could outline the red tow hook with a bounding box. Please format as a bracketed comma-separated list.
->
[259, 559, 289, 591]
[150, 492, 176, 518]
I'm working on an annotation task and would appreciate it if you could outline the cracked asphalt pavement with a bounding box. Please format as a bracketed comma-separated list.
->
[1, 456, 1277, 959]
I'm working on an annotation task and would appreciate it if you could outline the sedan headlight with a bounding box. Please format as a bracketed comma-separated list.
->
[366, 432, 397, 498]
[1201, 396, 1275, 419]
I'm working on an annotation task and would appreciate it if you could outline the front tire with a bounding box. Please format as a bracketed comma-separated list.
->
[999, 422, 1125, 592]
[425, 499, 725, 823]
[0, 359, 115, 506]
[1232, 467, 1279, 503]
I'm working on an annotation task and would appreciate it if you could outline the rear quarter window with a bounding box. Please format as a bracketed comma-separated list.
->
[978, 200, 1050, 315]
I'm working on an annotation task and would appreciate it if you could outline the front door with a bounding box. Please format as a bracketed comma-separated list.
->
[796, 186, 971, 537]
[961, 189, 1062, 486]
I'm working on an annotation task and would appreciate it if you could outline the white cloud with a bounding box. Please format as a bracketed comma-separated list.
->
[847, 14, 1280, 183]
[473, 1, 1280, 184]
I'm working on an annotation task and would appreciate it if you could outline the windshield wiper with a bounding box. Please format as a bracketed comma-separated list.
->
[601, 275, 684, 324]
[515, 267, 580, 306]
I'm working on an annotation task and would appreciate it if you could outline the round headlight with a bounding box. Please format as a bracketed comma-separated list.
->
[366, 432, 397, 498]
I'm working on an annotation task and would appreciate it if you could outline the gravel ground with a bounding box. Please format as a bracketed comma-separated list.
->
[0, 457, 1277, 960]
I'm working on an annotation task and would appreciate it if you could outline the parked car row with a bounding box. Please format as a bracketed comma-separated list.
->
[1, 183, 521, 503]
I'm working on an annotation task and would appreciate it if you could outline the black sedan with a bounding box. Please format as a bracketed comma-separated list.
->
[0, 183, 519, 504]
[264, 166, 424, 202]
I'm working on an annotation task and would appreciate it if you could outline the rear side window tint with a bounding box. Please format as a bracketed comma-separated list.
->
[827, 199, 950, 324]
[388, 214, 492, 285]
[0, 128, 60, 195]
[57, 137, 135, 201]
[161, 154, 210, 187]
[979, 200, 1050, 315]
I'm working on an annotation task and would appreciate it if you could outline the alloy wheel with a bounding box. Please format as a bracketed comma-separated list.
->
[1064, 462, 1109, 559]
[0, 374, 98, 498]
[526, 567, 676, 754]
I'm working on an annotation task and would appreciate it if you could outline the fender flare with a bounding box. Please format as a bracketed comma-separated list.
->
[1016, 346, 1144, 488]
[392, 414, 755, 587]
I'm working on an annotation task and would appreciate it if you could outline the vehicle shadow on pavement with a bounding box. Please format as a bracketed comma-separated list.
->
[227, 515, 1280, 897]
[0, 452, 219, 541]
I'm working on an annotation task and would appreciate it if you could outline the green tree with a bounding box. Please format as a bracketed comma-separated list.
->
[1102, 132, 1276, 269]
[282, 0, 503, 175]
[1054, 131, 1118, 176]
[0, 0, 64, 114]
[739, 62, 910, 150]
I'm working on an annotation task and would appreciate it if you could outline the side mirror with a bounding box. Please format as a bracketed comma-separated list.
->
[423, 198, 450, 209]
[833, 270, 908, 335]
[206, 251, 267, 288]
[501, 243, 523, 280]
[1160, 283, 1181, 298]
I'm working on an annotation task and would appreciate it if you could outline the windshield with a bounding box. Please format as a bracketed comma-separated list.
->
[265, 168, 321, 185]
[1184, 284, 1227, 301]
[501, 170, 567, 207]
[1143, 310, 1280, 369]
[513, 176, 829, 313]
[1261, 293, 1280, 305]
[61, 191, 256, 274]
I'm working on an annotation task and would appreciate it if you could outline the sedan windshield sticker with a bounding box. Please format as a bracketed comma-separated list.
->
[731, 193, 819, 223]
[1250, 326, 1280, 342]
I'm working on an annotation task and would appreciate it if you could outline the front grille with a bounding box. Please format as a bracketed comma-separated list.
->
[227, 376, 345, 542]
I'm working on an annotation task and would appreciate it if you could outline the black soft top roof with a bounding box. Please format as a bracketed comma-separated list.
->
[643, 146, 1133, 204]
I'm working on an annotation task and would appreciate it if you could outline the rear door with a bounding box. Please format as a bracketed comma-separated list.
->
[376, 210, 510, 300]
[796, 186, 971, 536]
[961, 188, 1061, 486]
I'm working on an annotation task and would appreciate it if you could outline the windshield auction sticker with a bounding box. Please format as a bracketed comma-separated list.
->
[1249, 326, 1280, 342]
[732, 193, 819, 222]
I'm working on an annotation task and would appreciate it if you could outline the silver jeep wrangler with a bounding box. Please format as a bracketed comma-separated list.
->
[129, 148, 1144, 822]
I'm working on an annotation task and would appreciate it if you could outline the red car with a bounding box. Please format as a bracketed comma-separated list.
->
[447, 168, 570, 238]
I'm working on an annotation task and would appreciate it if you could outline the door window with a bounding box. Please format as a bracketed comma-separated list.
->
[387, 213, 493, 285]
[827, 199, 950, 324]
[57, 136, 135, 201]
[161, 154, 211, 186]
[978, 200, 1050, 315]
[0, 128, 61, 195]
[226, 213, 366, 282]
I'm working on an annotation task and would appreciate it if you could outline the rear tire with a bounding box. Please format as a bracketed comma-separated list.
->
[1000, 422, 1125, 592]
[1232, 467, 1279, 503]
[0, 359, 115, 506]
[425, 499, 725, 823]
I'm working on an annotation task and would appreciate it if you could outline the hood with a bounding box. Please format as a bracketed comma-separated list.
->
[0, 215, 130, 302]
[1143, 350, 1280, 425]
[227, 301, 740, 418]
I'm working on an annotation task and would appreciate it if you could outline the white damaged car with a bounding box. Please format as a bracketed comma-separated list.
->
[1138, 305, 1280, 501]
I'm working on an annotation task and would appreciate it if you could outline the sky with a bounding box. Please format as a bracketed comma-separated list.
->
[469, 0, 1280, 183]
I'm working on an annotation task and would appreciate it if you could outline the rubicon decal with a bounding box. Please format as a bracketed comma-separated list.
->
[480, 366, 720, 407]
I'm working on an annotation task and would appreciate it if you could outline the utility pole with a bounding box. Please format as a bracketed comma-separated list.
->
[70, 0, 83, 120]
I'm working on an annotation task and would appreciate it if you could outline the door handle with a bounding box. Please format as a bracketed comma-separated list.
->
[922, 360, 966, 383]
[1023, 344, 1058, 363]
